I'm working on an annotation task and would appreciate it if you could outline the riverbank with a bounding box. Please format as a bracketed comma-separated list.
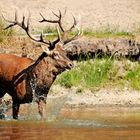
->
[0, 84, 140, 120]
[48, 85, 140, 108]
[2, 84, 140, 110]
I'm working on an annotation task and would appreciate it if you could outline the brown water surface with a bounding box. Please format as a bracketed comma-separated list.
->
[1, 106, 140, 140]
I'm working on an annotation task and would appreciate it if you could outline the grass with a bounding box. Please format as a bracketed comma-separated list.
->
[56, 58, 140, 91]
[41, 24, 133, 39]
[0, 18, 15, 43]
[83, 24, 133, 38]
[56, 57, 113, 89]
[0, 18, 134, 41]
[0, 15, 138, 42]
[125, 63, 140, 90]
[83, 29, 132, 38]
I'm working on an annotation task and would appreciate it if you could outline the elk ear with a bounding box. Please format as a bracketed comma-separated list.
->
[41, 45, 53, 56]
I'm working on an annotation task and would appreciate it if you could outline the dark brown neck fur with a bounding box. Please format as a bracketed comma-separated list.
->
[34, 56, 62, 89]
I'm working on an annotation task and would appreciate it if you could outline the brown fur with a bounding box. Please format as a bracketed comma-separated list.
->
[0, 44, 73, 119]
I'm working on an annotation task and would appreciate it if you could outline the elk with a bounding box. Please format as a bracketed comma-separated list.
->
[0, 11, 81, 119]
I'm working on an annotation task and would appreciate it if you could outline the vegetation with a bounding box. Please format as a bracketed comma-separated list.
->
[56, 58, 140, 91]
[0, 18, 15, 42]
[41, 25, 133, 39]
[125, 63, 140, 90]
[83, 24, 133, 38]
[0, 18, 135, 41]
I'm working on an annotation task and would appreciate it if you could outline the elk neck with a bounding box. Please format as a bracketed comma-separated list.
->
[34, 53, 66, 89]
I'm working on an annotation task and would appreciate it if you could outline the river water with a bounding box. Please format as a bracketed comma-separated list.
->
[1, 96, 140, 140]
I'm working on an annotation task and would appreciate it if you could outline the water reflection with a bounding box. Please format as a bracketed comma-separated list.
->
[1, 121, 140, 140]
[1, 95, 140, 140]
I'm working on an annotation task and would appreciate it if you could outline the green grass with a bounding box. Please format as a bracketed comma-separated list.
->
[29, 24, 133, 40]
[56, 58, 114, 89]
[56, 58, 140, 91]
[83, 25, 133, 38]
[125, 63, 140, 90]
[42, 25, 132, 39]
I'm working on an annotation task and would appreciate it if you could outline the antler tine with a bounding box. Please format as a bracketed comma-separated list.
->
[57, 10, 65, 32]
[4, 12, 50, 45]
[52, 10, 61, 18]
[67, 16, 77, 32]
[50, 38, 60, 50]
[39, 11, 64, 32]
[4, 23, 16, 30]
[63, 27, 82, 45]
[15, 10, 18, 22]
[39, 13, 45, 22]
[2, 13, 17, 30]
[47, 26, 61, 50]
[20, 15, 50, 45]
[39, 13, 58, 23]
[39, 11, 65, 49]
[26, 13, 30, 31]
[22, 16, 26, 28]
[39, 10, 82, 46]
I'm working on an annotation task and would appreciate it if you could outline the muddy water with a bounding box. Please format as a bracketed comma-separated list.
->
[1, 106, 140, 140]
[1, 96, 140, 140]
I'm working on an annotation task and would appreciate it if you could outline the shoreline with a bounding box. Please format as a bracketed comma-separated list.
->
[47, 85, 140, 108]
[1, 85, 140, 119]
[2, 85, 140, 108]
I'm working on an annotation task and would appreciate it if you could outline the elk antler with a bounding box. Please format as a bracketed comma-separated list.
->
[4, 10, 82, 51]
[3, 11, 51, 47]
[39, 10, 82, 45]
[3, 11, 62, 51]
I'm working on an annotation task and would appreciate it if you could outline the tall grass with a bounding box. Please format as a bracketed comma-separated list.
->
[56, 58, 140, 91]
[83, 24, 132, 38]
[0, 18, 15, 42]
[42, 24, 132, 39]
[56, 57, 113, 89]
[125, 63, 140, 90]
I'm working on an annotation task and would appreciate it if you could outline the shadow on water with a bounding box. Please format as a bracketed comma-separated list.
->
[1, 94, 140, 140]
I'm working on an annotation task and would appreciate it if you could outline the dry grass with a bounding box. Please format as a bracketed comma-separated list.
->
[0, 0, 140, 32]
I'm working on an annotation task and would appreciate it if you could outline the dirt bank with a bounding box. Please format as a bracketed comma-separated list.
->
[48, 85, 140, 108]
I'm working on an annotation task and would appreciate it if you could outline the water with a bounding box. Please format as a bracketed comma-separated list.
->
[1, 95, 140, 140]
[46, 94, 71, 121]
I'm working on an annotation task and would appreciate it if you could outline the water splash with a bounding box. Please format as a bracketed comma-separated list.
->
[46, 93, 72, 122]
[29, 75, 72, 121]
[0, 99, 12, 119]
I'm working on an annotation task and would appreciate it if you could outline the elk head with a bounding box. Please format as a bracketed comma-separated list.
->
[4, 10, 81, 72]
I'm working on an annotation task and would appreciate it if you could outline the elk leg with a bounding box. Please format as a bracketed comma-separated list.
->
[37, 99, 46, 119]
[12, 100, 20, 120]
[0, 87, 6, 98]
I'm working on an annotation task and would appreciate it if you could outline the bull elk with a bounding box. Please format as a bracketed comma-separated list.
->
[0, 11, 81, 119]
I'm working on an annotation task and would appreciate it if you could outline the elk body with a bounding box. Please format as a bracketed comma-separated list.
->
[0, 11, 81, 119]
